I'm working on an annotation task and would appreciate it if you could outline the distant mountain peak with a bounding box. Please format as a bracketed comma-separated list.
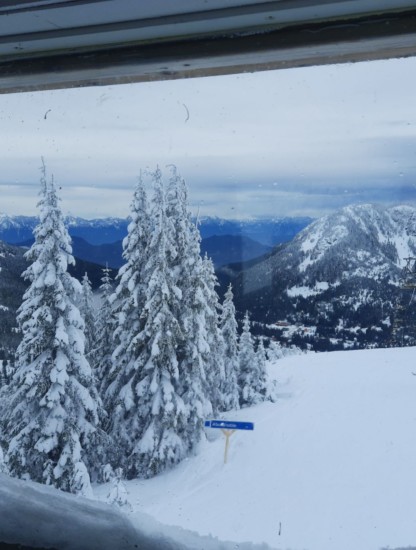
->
[224, 203, 416, 351]
[294, 203, 416, 276]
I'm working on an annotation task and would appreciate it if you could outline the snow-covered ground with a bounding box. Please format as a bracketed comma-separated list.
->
[95, 347, 416, 550]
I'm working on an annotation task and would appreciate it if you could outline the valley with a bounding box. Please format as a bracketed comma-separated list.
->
[1, 204, 416, 358]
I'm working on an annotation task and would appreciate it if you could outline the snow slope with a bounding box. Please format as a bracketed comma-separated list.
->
[96, 347, 416, 550]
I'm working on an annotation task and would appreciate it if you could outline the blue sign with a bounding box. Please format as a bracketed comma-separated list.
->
[204, 420, 254, 431]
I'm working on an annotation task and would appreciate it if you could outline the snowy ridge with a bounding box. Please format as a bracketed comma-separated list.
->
[0, 213, 36, 228]
[64, 215, 128, 228]
[227, 203, 416, 349]
[0, 213, 127, 228]
[236, 203, 416, 297]
[297, 204, 416, 278]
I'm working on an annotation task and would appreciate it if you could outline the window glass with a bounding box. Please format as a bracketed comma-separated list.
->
[1, 56, 416, 550]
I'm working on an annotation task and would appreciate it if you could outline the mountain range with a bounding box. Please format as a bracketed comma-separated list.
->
[1, 215, 311, 268]
[0, 215, 129, 246]
[0, 214, 313, 247]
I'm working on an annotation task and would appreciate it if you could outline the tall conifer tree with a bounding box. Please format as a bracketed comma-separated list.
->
[125, 168, 187, 477]
[94, 266, 116, 399]
[4, 164, 98, 496]
[109, 169, 188, 477]
[238, 312, 261, 407]
[166, 168, 213, 443]
[106, 174, 152, 456]
[255, 338, 269, 401]
[220, 284, 240, 411]
[201, 254, 226, 413]
[79, 272, 96, 358]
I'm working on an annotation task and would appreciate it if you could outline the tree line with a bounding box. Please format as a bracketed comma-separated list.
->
[0, 164, 273, 496]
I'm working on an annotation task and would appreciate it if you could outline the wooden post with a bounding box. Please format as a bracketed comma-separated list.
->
[221, 429, 235, 464]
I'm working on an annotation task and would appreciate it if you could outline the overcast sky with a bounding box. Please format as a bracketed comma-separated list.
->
[0, 56, 415, 220]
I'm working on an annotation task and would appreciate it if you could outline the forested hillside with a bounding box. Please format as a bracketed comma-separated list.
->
[221, 204, 416, 350]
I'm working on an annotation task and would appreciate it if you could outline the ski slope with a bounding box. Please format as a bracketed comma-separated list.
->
[95, 347, 416, 550]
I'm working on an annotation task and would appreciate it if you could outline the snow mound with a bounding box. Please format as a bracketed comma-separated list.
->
[0, 473, 272, 549]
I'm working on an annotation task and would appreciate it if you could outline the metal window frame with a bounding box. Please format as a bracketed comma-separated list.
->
[0, 1, 416, 93]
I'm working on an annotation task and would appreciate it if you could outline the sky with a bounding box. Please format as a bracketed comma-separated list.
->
[0, 56, 415, 220]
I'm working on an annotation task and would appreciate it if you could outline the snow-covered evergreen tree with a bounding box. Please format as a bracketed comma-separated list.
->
[165, 166, 190, 276]
[267, 340, 302, 361]
[1, 359, 9, 387]
[79, 272, 96, 358]
[106, 467, 131, 510]
[267, 340, 285, 361]
[94, 266, 116, 399]
[126, 169, 188, 477]
[107, 167, 236, 477]
[201, 254, 226, 414]
[3, 164, 98, 496]
[77, 271, 115, 479]
[238, 312, 263, 407]
[255, 338, 269, 400]
[108, 169, 188, 478]
[220, 284, 240, 411]
[166, 168, 213, 444]
[105, 174, 152, 445]
[0, 444, 9, 474]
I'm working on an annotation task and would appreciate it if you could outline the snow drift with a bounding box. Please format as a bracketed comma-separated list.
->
[0, 473, 272, 549]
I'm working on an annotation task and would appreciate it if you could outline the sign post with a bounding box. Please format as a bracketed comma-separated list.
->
[221, 429, 234, 464]
[204, 420, 254, 464]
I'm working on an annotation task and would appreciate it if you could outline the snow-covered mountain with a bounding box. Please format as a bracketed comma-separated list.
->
[64, 216, 129, 244]
[224, 204, 416, 349]
[0, 214, 38, 244]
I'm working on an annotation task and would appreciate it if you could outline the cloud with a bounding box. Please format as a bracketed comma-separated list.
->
[0, 57, 416, 218]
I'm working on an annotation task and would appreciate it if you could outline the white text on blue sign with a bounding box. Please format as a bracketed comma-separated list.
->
[204, 420, 254, 431]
